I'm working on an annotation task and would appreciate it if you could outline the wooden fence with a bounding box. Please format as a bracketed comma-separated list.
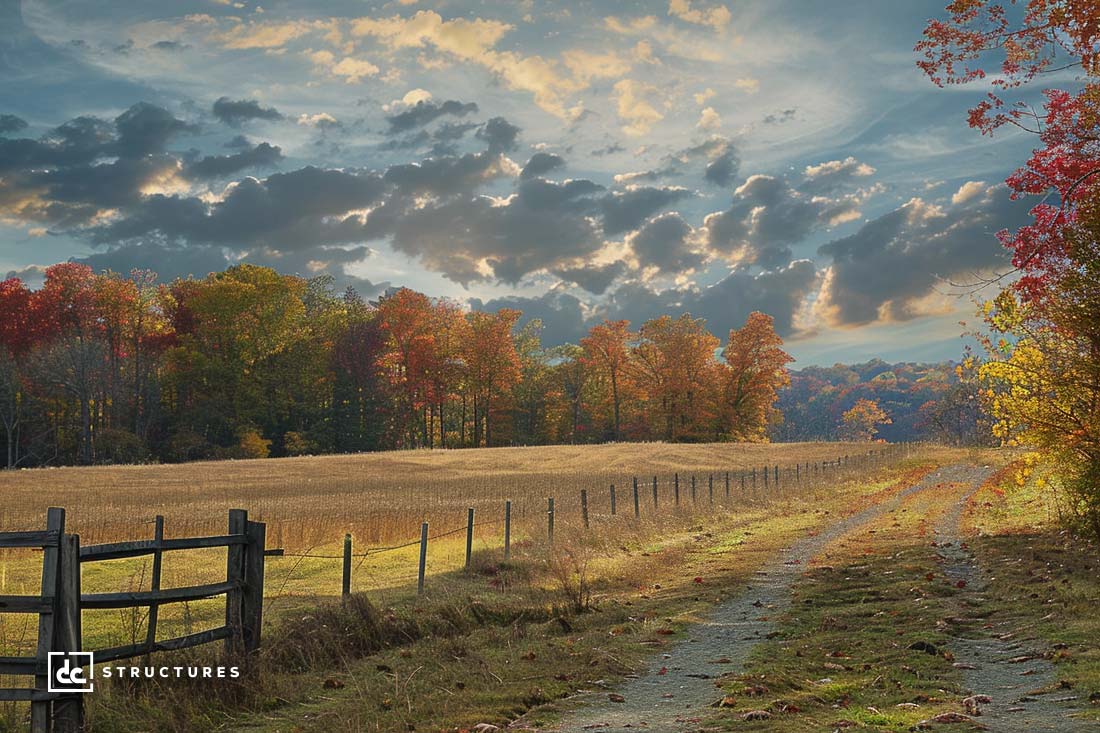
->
[0, 508, 268, 732]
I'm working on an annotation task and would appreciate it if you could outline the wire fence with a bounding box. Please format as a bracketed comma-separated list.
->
[264, 443, 918, 598]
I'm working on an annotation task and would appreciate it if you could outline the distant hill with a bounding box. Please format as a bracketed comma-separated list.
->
[772, 359, 989, 445]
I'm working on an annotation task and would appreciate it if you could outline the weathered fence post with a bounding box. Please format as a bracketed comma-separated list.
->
[610, 484, 617, 516]
[774, 465, 779, 485]
[52, 532, 83, 733]
[465, 508, 475, 569]
[504, 500, 512, 560]
[581, 489, 589, 529]
[652, 476, 658, 509]
[725, 472, 730, 499]
[632, 479, 640, 518]
[796, 463, 801, 484]
[763, 466, 768, 488]
[241, 517, 266, 654]
[674, 473, 680, 505]
[547, 498, 555, 545]
[145, 516, 165, 659]
[417, 522, 429, 594]
[342, 533, 352, 597]
[225, 509, 247, 656]
[30, 507, 64, 733]
[740, 473, 746, 493]
[708, 474, 714, 505]
[691, 475, 697, 504]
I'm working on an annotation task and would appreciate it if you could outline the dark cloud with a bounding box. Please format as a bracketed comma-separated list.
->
[114, 103, 196, 157]
[601, 185, 691, 236]
[96, 166, 388, 251]
[476, 116, 520, 153]
[763, 108, 797, 124]
[704, 149, 739, 186]
[629, 212, 704, 274]
[378, 129, 431, 151]
[212, 96, 284, 127]
[433, 121, 479, 141]
[591, 143, 625, 156]
[602, 261, 818, 338]
[0, 114, 27, 135]
[382, 150, 512, 197]
[224, 134, 252, 149]
[387, 177, 604, 285]
[150, 40, 188, 52]
[817, 184, 1024, 326]
[77, 242, 230, 281]
[703, 174, 860, 268]
[520, 152, 566, 179]
[470, 291, 587, 346]
[186, 142, 283, 180]
[553, 261, 626, 294]
[384, 99, 478, 133]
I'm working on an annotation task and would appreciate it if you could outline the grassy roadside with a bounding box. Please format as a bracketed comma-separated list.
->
[963, 465, 1100, 722]
[64, 454, 956, 732]
[703, 469, 994, 732]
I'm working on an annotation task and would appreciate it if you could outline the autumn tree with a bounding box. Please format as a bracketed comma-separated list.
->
[921, 1, 1100, 535]
[632, 314, 720, 441]
[840, 398, 892, 441]
[721, 312, 793, 441]
[580, 320, 632, 440]
[464, 309, 522, 447]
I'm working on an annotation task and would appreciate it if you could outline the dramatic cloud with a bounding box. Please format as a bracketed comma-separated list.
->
[471, 290, 588, 346]
[601, 185, 690, 235]
[704, 149, 739, 186]
[799, 157, 875, 195]
[384, 98, 479, 133]
[186, 142, 283, 180]
[597, 260, 818, 341]
[114, 103, 197, 157]
[703, 169, 866, 267]
[476, 116, 521, 153]
[212, 97, 284, 126]
[386, 177, 604, 285]
[520, 152, 566, 179]
[816, 183, 1025, 327]
[628, 212, 704, 274]
[0, 114, 27, 135]
[553, 261, 627, 294]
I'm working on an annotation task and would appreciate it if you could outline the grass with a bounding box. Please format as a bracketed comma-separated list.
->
[703, 471, 986, 732]
[0, 442, 936, 732]
[0, 441, 885, 548]
[963, 463, 1100, 721]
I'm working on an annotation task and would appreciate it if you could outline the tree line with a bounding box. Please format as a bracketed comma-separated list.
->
[0, 263, 794, 467]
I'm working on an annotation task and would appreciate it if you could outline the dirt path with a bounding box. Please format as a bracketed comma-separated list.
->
[541, 465, 984, 732]
[934, 484, 1083, 732]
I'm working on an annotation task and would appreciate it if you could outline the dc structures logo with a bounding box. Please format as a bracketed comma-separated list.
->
[47, 652, 95, 693]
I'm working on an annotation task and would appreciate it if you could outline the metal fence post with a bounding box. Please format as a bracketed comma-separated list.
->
[547, 498, 555, 546]
[417, 522, 429, 594]
[465, 508, 475, 569]
[342, 533, 352, 597]
[504, 500, 512, 560]
[581, 489, 589, 529]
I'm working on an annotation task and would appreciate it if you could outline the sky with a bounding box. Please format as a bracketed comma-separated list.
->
[0, 0, 1043, 365]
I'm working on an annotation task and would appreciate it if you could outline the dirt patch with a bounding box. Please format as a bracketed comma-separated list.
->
[935, 484, 1083, 732]
[539, 465, 975, 732]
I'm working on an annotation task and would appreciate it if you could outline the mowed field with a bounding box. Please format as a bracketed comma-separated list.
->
[0, 441, 888, 667]
[0, 441, 876, 548]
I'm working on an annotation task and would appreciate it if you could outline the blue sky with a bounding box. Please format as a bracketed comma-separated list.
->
[0, 0, 1040, 364]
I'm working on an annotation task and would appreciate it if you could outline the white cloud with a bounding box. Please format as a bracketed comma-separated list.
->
[733, 77, 759, 93]
[613, 79, 664, 136]
[951, 180, 986, 205]
[330, 56, 380, 82]
[668, 0, 732, 31]
[694, 87, 716, 105]
[697, 106, 721, 130]
[383, 88, 433, 112]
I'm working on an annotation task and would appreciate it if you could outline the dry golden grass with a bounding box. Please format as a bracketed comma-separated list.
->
[0, 441, 881, 549]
